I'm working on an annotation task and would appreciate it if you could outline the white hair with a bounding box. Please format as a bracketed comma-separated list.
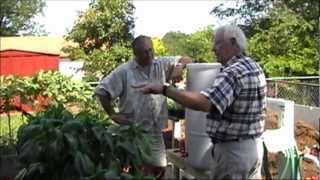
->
[215, 25, 246, 51]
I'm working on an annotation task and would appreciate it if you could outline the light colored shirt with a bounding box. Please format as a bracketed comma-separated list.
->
[201, 55, 267, 142]
[95, 57, 179, 133]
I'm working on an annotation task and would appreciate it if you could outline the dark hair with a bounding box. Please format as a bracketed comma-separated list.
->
[131, 35, 151, 48]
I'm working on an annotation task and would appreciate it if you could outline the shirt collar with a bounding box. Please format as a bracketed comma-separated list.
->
[225, 55, 242, 67]
[129, 58, 155, 69]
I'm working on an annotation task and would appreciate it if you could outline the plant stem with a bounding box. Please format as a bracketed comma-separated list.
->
[6, 113, 13, 145]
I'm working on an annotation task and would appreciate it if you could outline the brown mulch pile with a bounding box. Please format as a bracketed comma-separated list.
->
[265, 110, 319, 178]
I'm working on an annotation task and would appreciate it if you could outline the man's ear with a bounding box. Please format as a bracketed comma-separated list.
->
[230, 37, 237, 46]
[230, 37, 241, 51]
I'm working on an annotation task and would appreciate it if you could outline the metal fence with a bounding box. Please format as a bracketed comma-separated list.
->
[266, 76, 320, 107]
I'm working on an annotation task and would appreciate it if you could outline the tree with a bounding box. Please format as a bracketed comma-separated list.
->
[211, 0, 319, 77]
[162, 27, 215, 62]
[211, 0, 270, 26]
[151, 37, 168, 57]
[162, 31, 189, 56]
[211, 0, 319, 27]
[0, 0, 46, 36]
[247, 8, 318, 77]
[211, 0, 319, 39]
[183, 26, 215, 63]
[64, 0, 135, 81]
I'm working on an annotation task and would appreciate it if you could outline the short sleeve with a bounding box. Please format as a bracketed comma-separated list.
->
[95, 68, 124, 99]
[200, 71, 240, 114]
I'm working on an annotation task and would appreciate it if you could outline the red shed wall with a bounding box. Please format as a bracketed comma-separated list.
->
[0, 50, 59, 76]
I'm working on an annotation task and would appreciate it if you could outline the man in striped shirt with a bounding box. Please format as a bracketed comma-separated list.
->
[135, 25, 267, 179]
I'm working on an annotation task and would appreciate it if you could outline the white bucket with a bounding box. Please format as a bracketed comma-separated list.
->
[185, 63, 221, 170]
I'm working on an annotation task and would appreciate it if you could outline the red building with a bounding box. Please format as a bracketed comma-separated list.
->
[0, 37, 64, 113]
[0, 49, 59, 76]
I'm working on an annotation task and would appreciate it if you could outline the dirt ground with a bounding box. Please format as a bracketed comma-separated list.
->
[263, 110, 319, 178]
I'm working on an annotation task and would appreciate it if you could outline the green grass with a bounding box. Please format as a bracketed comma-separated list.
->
[0, 113, 27, 144]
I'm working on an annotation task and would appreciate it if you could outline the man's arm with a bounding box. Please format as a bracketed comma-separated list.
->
[96, 92, 115, 116]
[96, 92, 130, 125]
[132, 83, 211, 112]
[166, 86, 211, 112]
[171, 56, 193, 83]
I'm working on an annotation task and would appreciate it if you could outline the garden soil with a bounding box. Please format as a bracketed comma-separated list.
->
[265, 110, 319, 178]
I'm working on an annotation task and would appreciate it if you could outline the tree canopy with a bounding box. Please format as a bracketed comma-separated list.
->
[0, 0, 46, 36]
[64, 0, 135, 81]
[162, 31, 189, 56]
[162, 26, 215, 63]
[211, 0, 319, 30]
[211, 0, 319, 77]
[247, 7, 317, 77]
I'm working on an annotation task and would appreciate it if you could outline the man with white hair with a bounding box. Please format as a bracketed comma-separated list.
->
[134, 25, 267, 179]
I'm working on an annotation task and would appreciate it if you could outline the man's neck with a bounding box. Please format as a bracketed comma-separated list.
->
[134, 58, 152, 68]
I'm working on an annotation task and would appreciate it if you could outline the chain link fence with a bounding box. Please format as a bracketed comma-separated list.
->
[266, 76, 320, 107]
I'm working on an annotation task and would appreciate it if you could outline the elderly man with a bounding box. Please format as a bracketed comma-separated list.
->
[134, 25, 266, 179]
[95, 35, 192, 179]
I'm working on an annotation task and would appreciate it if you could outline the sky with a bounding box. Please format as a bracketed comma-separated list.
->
[34, 0, 237, 38]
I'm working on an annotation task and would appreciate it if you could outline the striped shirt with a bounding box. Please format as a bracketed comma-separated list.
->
[200, 55, 267, 142]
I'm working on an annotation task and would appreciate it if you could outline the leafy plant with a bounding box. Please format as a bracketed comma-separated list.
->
[15, 104, 154, 180]
[0, 71, 96, 149]
[167, 98, 184, 119]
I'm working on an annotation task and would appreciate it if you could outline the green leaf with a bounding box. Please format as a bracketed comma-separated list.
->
[75, 151, 95, 176]
[15, 168, 28, 180]
[64, 133, 78, 150]
[103, 169, 119, 179]
[120, 172, 134, 179]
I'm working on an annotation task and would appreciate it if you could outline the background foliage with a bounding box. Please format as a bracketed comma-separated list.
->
[64, 0, 135, 81]
[162, 26, 215, 63]
[0, 0, 47, 36]
[210, 0, 319, 77]
[151, 37, 168, 57]
[247, 7, 317, 77]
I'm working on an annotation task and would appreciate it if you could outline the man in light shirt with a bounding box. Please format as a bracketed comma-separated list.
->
[134, 25, 266, 179]
[95, 35, 192, 179]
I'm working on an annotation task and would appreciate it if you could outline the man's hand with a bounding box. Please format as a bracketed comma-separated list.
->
[170, 56, 192, 84]
[131, 83, 163, 94]
[170, 63, 183, 83]
[110, 114, 131, 125]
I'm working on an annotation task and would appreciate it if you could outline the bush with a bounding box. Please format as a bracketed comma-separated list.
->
[15, 104, 154, 180]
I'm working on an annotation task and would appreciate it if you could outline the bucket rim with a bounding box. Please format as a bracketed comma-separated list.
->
[187, 63, 221, 69]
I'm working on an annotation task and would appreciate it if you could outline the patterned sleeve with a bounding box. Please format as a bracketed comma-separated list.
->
[200, 71, 241, 114]
[94, 68, 124, 99]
